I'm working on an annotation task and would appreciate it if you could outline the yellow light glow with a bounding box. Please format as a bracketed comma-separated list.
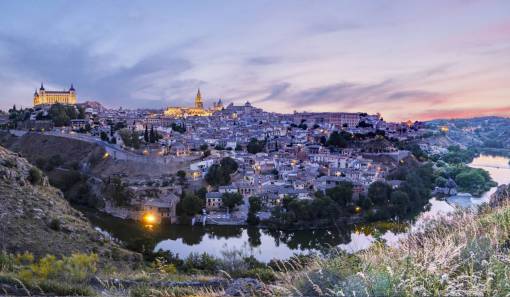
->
[440, 126, 449, 133]
[143, 213, 157, 224]
[103, 152, 109, 159]
[355, 206, 362, 213]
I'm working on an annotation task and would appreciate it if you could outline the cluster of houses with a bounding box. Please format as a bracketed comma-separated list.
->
[8, 97, 431, 224]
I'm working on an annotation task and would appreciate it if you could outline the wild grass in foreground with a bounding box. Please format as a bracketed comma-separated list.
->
[273, 203, 510, 296]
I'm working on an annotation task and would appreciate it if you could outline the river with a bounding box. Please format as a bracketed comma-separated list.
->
[85, 154, 510, 262]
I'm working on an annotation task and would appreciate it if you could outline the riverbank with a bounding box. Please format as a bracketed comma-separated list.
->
[273, 200, 510, 296]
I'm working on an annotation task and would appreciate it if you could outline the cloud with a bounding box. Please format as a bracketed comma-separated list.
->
[307, 21, 362, 34]
[246, 56, 280, 66]
[412, 106, 510, 120]
[0, 32, 197, 109]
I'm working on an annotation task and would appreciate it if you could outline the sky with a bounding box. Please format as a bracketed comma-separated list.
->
[0, 0, 509, 121]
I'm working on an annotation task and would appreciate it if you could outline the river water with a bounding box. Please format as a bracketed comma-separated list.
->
[86, 154, 510, 262]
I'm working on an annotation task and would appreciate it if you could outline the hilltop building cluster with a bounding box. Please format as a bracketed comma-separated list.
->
[3, 85, 432, 224]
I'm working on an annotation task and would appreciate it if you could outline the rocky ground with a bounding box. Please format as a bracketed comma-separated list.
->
[0, 144, 138, 263]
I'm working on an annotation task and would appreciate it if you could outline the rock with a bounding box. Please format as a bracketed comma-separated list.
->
[490, 184, 510, 207]
[225, 278, 266, 296]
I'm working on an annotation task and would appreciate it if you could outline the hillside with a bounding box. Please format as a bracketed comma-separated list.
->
[0, 144, 137, 262]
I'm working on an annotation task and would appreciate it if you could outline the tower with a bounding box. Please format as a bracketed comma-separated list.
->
[195, 89, 203, 109]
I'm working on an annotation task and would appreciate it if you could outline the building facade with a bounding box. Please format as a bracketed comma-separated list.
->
[164, 89, 213, 117]
[33, 83, 77, 106]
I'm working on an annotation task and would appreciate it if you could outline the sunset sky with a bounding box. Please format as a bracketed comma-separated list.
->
[0, 0, 509, 121]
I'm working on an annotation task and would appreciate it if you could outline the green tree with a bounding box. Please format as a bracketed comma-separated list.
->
[220, 157, 238, 174]
[222, 192, 243, 211]
[249, 196, 262, 213]
[325, 181, 353, 206]
[179, 193, 204, 216]
[149, 125, 156, 143]
[368, 181, 392, 206]
[247, 138, 265, 154]
[176, 170, 186, 185]
[390, 190, 410, 217]
[144, 126, 149, 142]
[326, 131, 347, 148]
[105, 177, 133, 206]
[205, 164, 230, 187]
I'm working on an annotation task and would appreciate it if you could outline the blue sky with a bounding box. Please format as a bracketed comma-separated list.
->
[0, 0, 509, 120]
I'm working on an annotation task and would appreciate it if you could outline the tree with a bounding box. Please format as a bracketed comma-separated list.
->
[390, 190, 410, 217]
[118, 128, 141, 149]
[247, 211, 260, 225]
[249, 196, 262, 213]
[177, 170, 186, 185]
[222, 192, 244, 211]
[144, 126, 149, 142]
[368, 181, 392, 206]
[105, 176, 133, 206]
[247, 138, 265, 154]
[205, 164, 230, 187]
[325, 181, 353, 207]
[220, 157, 238, 174]
[179, 193, 204, 216]
[149, 125, 156, 143]
[326, 131, 348, 148]
[171, 122, 186, 133]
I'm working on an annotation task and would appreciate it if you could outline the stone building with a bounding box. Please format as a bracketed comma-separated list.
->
[33, 83, 77, 106]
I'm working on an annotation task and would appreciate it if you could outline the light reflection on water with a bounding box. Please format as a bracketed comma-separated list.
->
[89, 154, 510, 262]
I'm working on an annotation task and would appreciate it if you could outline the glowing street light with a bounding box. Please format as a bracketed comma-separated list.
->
[143, 213, 157, 224]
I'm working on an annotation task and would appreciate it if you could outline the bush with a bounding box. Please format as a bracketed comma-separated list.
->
[49, 218, 61, 231]
[28, 167, 43, 185]
[0, 251, 15, 272]
[17, 253, 98, 284]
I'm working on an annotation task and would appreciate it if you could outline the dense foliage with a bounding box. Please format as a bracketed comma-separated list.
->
[118, 128, 141, 149]
[246, 138, 265, 154]
[270, 161, 433, 227]
[205, 157, 239, 187]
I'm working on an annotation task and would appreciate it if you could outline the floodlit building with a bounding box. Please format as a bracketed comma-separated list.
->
[164, 89, 213, 117]
[33, 83, 77, 106]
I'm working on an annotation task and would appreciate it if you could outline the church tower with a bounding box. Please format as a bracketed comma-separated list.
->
[194, 89, 203, 109]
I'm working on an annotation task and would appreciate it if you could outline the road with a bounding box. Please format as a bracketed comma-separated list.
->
[12, 129, 182, 165]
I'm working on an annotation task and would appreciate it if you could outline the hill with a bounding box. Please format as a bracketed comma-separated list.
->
[0, 144, 137, 262]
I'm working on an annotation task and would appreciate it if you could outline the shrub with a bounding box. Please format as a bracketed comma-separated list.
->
[48, 218, 61, 231]
[2, 158, 16, 168]
[17, 253, 98, 284]
[0, 251, 15, 272]
[28, 167, 43, 185]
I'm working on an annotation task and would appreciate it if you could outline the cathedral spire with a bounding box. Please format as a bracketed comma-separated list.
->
[195, 88, 203, 109]
[40, 82, 45, 91]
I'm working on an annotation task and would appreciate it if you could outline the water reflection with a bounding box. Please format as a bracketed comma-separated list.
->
[84, 154, 510, 262]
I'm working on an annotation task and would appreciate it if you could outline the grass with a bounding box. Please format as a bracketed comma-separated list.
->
[273, 203, 510, 296]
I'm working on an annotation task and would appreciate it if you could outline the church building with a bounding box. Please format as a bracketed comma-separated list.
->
[164, 89, 222, 117]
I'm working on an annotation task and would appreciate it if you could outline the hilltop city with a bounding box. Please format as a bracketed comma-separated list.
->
[1, 83, 441, 226]
[1, 81, 510, 296]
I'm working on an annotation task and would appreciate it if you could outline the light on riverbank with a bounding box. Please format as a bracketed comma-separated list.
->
[143, 213, 157, 224]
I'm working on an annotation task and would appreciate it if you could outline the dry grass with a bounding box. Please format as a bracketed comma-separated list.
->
[273, 203, 510, 296]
